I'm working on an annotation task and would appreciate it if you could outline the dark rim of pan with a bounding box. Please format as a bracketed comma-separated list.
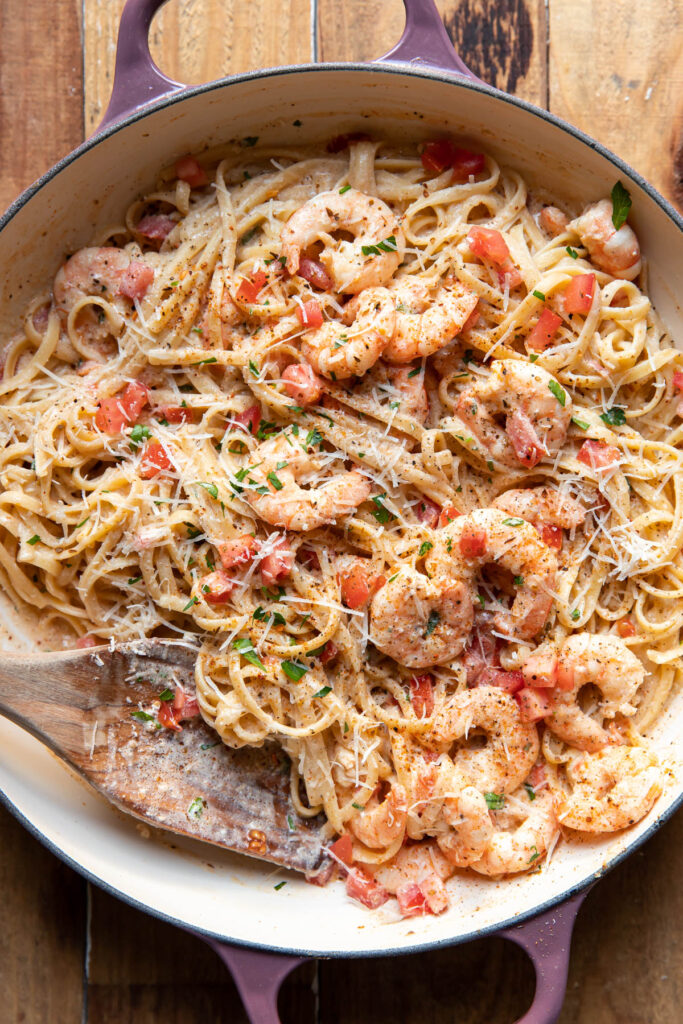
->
[0, 62, 681, 957]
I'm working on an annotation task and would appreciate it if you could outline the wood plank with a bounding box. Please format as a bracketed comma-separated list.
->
[86, 884, 316, 1024]
[0, 805, 86, 1023]
[0, 0, 83, 209]
[83, 0, 313, 136]
[549, 0, 683, 208]
[318, 0, 548, 107]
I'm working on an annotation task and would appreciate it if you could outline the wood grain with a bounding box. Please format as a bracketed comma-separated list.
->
[83, 0, 313, 136]
[0, 0, 83, 208]
[549, 0, 683, 209]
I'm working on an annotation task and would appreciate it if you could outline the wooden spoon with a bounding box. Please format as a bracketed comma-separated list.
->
[0, 639, 330, 878]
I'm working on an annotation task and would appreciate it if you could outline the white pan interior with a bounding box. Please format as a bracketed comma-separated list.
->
[0, 66, 681, 957]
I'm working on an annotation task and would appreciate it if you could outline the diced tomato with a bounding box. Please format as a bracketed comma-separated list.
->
[339, 562, 386, 610]
[218, 535, 260, 570]
[139, 439, 172, 479]
[396, 882, 429, 918]
[458, 525, 487, 559]
[318, 640, 339, 664]
[522, 652, 558, 689]
[467, 226, 510, 265]
[451, 148, 486, 182]
[76, 635, 98, 649]
[118, 260, 155, 301]
[158, 700, 182, 732]
[295, 299, 324, 329]
[673, 371, 683, 392]
[329, 833, 354, 867]
[298, 547, 320, 571]
[464, 629, 501, 686]
[420, 874, 449, 914]
[438, 505, 461, 528]
[95, 381, 149, 434]
[175, 154, 208, 188]
[296, 257, 333, 291]
[515, 687, 551, 722]
[577, 439, 621, 471]
[415, 496, 441, 528]
[326, 132, 371, 153]
[564, 273, 596, 315]
[136, 213, 176, 241]
[617, 617, 636, 638]
[261, 538, 294, 586]
[477, 668, 524, 694]
[538, 522, 563, 550]
[200, 570, 236, 604]
[282, 363, 324, 406]
[462, 303, 480, 332]
[528, 763, 546, 788]
[233, 404, 262, 436]
[236, 269, 267, 304]
[527, 308, 562, 352]
[507, 408, 546, 468]
[173, 687, 199, 719]
[345, 869, 390, 909]
[410, 674, 434, 718]
[156, 404, 193, 424]
[421, 138, 456, 175]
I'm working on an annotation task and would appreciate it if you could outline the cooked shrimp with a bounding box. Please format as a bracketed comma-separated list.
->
[428, 685, 540, 794]
[545, 634, 644, 752]
[361, 361, 429, 424]
[243, 434, 371, 531]
[425, 508, 557, 640]
[281, 188, 404, 293]
[492, 486, 586, 530]
[370, 840, 454, 893]
[469, 788, 559, 876]
[572, 199, 641, 280]
[348, 782, 408, 849]
[456, 360, 573, 469]
[369, 568, 473, 668]
[54, 246, 155, 346]
[383, 277, 478, 363]
[301, 287, 395, 379]
[539, 206, 570, 238]
[437, 784, 495, 867]
[556, 746, 661, 832]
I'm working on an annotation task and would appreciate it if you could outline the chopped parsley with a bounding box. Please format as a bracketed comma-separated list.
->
[127, 576, 142, 585]
[527, 845, 540, 864]
[548, 379, 567, 406]
[529, 354, 539, 363]
[566, 246, 578, 259]
[253, 606, 286, 627]
[424, 609, 440, 637]
[190, 356, 217, 366]
[287, 814, 296, 830]
[339, 184, 351, 194]
[502, 517, 524, 527]
[513, 575, 524, 586]
[610, 180, 632, 230]
[129, 424, 151, 450]
[131, 710, 155, 722]
[234, 637, 266, 671]
[248, 360, 260, 378]
[197, 481, 219, 499]
[600, 406, 626, 426]
[370, 493, 395, 524]
[281, 659, 308, 682]
[571, 415, 589, 430]
[532, 290, 546, 301]
[304, 427, 323, 449]
[524, 782, 536, 801]
[267, 470, 284, 491]
[571, 609, 581, 621]
[407, 367, 421, 378]
[185, 523, 201, 539]
[361, 234, 397, 256]
[312, 685, 332, 699]
[274, 880, 287, 891]
[75, 517, 90, 529]
[187, 797, 206, 821]
[27, 535, 40, 545]
[418, 541, 433, 557]
[183, 596, 199, 611]
[158, 687, 174, 701]
[484, 792, 505, 811]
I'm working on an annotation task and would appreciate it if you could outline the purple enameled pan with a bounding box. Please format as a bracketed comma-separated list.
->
[0, 2, 682, 1022]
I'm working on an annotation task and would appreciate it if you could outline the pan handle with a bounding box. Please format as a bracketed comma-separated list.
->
[98, 0, 183, 132]
[375, 0, 482, 81]
[198, 888, 588, 1024]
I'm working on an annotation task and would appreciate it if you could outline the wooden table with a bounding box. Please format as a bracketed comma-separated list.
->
[0, 2, 682, 1020]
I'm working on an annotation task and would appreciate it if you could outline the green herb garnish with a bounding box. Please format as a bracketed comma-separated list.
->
[361, 234, 397, 256]
[424, 609, 440, 637]
[485, 792, 505, 810]
[548, 379, 567, 406]
[158, 687, 174, 701]
[339, 184, 351, 194]
[131, 710, 154, 722]
[267, 471, 283, 491]
[187, 797, 206, 820]
[566, 246, 578, 259]
[127, 576, 142, 585]
[600, 407, 626, 426]
[571, 415, 589, 430]
[418, 541, 433, 557]
[281, 659, 308, 682]
[532, 290, 546, 301]
[312, 685, 332, 698]
[234, 637, 266, 671]
[27, 535, 40, 545]
[129, 424, 151, 450]
[197, 481, 219, 499]
[502, 517, 525, 527]
[524, 782, 536, 801]
[610, 180, 632, 230]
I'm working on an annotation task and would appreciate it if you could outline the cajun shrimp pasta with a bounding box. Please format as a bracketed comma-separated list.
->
[0, 135, 680, 918]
